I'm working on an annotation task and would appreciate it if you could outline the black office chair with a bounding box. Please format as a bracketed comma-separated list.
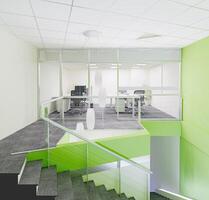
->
[69, 86, 88, 115]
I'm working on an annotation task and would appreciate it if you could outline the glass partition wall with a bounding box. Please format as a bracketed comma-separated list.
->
[39, 49, 181, 129]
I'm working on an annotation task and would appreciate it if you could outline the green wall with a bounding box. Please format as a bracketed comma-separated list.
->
[27, 131, 150, 173]
[181, 36, 209, 200]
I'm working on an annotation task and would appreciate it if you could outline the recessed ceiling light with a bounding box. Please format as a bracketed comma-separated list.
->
[89, 63, 96, 66]
[90, 66, 98, 69]
[83, 30, 101, 38]
[137, 33, 161, 40]
[111, 66, 118, 69]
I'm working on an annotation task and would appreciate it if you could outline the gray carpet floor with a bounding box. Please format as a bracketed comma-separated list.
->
[0, 105, 174, 168]
[49, 105, 174, 130]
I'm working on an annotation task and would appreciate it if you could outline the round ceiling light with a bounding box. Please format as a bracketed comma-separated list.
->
[83, 30, 101, 38]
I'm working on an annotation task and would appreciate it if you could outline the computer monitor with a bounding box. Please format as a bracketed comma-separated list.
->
[75, 85, 86, 95]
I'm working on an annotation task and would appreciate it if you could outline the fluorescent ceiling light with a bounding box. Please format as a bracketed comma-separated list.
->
[89, 64, 96, 66]
[111, 66, 118, 69]
[137, 33, 161, 40]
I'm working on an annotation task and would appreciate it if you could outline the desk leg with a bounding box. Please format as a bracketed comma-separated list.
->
[132, 98, 135, 118]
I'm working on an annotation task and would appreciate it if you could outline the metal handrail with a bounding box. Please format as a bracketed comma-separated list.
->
[41, 96, 64, 105]
[41, 116, 152, 174]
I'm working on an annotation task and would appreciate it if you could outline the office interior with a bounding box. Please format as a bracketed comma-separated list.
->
[40, 49, 180, 129]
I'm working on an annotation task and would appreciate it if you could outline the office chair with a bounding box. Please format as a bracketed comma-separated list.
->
[69, 86, 88, 115]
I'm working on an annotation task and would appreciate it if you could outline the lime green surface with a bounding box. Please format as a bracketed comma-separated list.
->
[141, 120, 181, 136]
[27, 131, 150, 172]
[181, 36, 209, 199]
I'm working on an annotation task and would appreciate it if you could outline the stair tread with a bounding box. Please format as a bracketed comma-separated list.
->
[0, 154, 25, 174]
[108, 189, 121, 200]
[19, 160, 42, 185]
[72, 176, 89, 200]
[97, 185, 112, 200]
[55, 171, 74, 200]
[37, 167, 57, 197]
[85, 181, 102, 200]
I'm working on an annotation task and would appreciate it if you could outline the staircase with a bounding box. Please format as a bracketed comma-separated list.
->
[0, 157, 170, 200]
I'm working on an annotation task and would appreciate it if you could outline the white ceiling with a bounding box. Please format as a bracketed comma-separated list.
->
[0, 0, 209, 48]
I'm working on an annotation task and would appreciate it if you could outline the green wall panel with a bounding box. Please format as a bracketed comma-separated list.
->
[181, 36, 209, 199]
[27, 132, 150, 173]
[180, 138, 209, 200]
[141, 120, 181, 136]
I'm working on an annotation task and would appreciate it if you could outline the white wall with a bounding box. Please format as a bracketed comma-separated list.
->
[40, 62, 59, 101]
[0, 27, 37, 140]
[150, 136, 180, 193]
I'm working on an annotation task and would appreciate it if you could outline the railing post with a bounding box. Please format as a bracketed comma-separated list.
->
[117, 160, 121, 195]
[138, 99, 141, 122]
[147, 174, 150, 200]
[132, 98, 135, 118]
[86, 142, 89, 182]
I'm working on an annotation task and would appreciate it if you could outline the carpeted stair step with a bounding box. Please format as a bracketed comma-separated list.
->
[37, 166, 57, 199]
[72, 176, 89, 200]
[97, 185, 112, 200]
[19, 160, 42, 185]
[55, 171, 74, 200]
[119, 193, 128, 200]
[85, 181, 102, 200]
[108, 189, 121, 200]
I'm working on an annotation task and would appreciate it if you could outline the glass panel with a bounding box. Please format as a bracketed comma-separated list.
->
[89, 63, 117, 98]
[62, 63, 88, 96]
[120, 160, 149, 200]
[85, 143, 120, 195]
[41, 103, 150, 200]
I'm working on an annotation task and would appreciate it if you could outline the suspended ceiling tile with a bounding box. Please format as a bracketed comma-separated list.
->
[40, 30, 65, 39]
[37, 18, 67, 31]
[191, 17, 209, 29]
[67, 33, 87, 42]
[0, 0, 33, 16]
[144, 0, 190, 22]
[110, 0, 158, 16]
[170, 27, 203, 38]
[134, 19, 182, 35]
[41, 0, 73, 5]
[74, 0, 115, 10]
[95, 26, 121, 38]
[0, 13, 37, 28]
[31, 0, 70, 21]
[71, 7, 104, 25]
[100, 12, 138, 30]
[169, 0, 204, 6]
[186, 30, 209, 40]
[195, 0, 209, 9]
[170, 7, 209, 26]
[67, 22, 97, 34]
